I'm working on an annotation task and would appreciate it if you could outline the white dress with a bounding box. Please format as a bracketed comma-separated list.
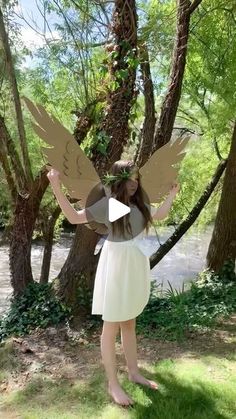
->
[86, 197, 159, 322]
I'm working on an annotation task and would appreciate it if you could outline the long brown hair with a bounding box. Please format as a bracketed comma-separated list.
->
[109, 160, 153, 237]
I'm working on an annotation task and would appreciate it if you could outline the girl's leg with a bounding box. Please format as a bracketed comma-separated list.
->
[100, 320, 134, 406]
[120, 318, 158, 389]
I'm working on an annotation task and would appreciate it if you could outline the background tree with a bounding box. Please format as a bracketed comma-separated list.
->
[0, 5, 50, 294]
[206, 122, 236, 272]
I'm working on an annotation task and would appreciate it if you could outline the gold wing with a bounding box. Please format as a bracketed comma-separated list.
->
[139, 136, 190, 203]
[22, 96, 108, 235]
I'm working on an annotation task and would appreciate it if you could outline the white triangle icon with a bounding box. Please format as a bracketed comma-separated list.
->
[108, 197, 130, 222]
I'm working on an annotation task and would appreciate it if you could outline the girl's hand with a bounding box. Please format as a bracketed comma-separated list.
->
[46, 166, 61, 187]
[169, 182, 180, 197]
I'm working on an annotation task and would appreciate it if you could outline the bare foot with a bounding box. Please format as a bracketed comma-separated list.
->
[128, 372, 158, 390]
[108, 383, 134, 406]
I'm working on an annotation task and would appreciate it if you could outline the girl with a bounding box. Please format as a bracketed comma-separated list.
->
[47, 160, 179, 407]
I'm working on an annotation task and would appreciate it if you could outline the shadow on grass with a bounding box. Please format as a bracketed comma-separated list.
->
[4, 361, 235, 419]
[123, 366, 235, 419]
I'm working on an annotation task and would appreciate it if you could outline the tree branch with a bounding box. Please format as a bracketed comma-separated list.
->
[0, 6, 33, 185]
[189, 0, 203, 14]
[0, 149, 17, 202]
[0, 114, 28, 193]
[134, 42, 156, 166]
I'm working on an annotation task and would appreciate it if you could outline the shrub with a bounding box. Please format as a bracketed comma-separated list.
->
[137, 259, 236, 340]
[0, 282, 72, 343]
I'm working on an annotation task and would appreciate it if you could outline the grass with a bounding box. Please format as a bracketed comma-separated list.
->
[0, 324, 236, 419]
[0, 339, 18, 382]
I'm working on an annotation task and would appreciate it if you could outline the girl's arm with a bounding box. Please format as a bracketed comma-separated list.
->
[152, 182, 180, 221]
[47, 168, 88, 225]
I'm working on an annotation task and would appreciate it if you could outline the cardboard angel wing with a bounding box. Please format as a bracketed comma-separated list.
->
[22, 96, 108, 235]
[139, 136, 189, 203]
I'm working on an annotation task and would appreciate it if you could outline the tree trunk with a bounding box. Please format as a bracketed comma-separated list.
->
[73, 98, 103, 145]
[0, 7, 42, 296]
[57, 0, 138, 313]
[152, 0, 202, 155]
[206, 123, 236, 272]
[0, 6, 33, 183]
[0, 115, 28, 194]
[134, 42, 156, 166]
[56, 225, 100, 315]
[150, 159, 227, 269]
[9, 168, 49, 295]
[40, 206, 61, 284]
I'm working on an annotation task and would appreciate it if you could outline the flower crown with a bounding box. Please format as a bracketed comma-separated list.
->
[102, 169, 133, 186]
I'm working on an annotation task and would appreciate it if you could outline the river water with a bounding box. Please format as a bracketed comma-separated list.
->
[0, 225, 214, 316]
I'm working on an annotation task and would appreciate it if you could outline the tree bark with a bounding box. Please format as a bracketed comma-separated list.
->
[0, 114, 28, 194]
[0, 141, 17, 203]
[150, 159, 227, 269]
[9, 168, 49, 295]
[134, 42, 156, 166]
[56, 225, 100, 316]
[206, 122, 236, 272]
[72, 97, 104, 145]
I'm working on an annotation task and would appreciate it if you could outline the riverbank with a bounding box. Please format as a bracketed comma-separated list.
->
[0, 314, 235, 418]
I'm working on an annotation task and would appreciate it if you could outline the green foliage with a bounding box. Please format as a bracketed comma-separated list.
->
[94, 130, 110, 155]
[139, 0, 175, 64]
[75, 274, 93, 309]
[185, 0, 236, 122]
[101, 41, 139, 95]
[102, 168, 132, 185]
[84, 129, 111, 157]
[137, 259, 236, 340]
[0, 282, 73, 343]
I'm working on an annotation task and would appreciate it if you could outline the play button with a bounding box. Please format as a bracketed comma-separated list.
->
[108, 197, 130, 222]
[84, 181, 151, 242]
